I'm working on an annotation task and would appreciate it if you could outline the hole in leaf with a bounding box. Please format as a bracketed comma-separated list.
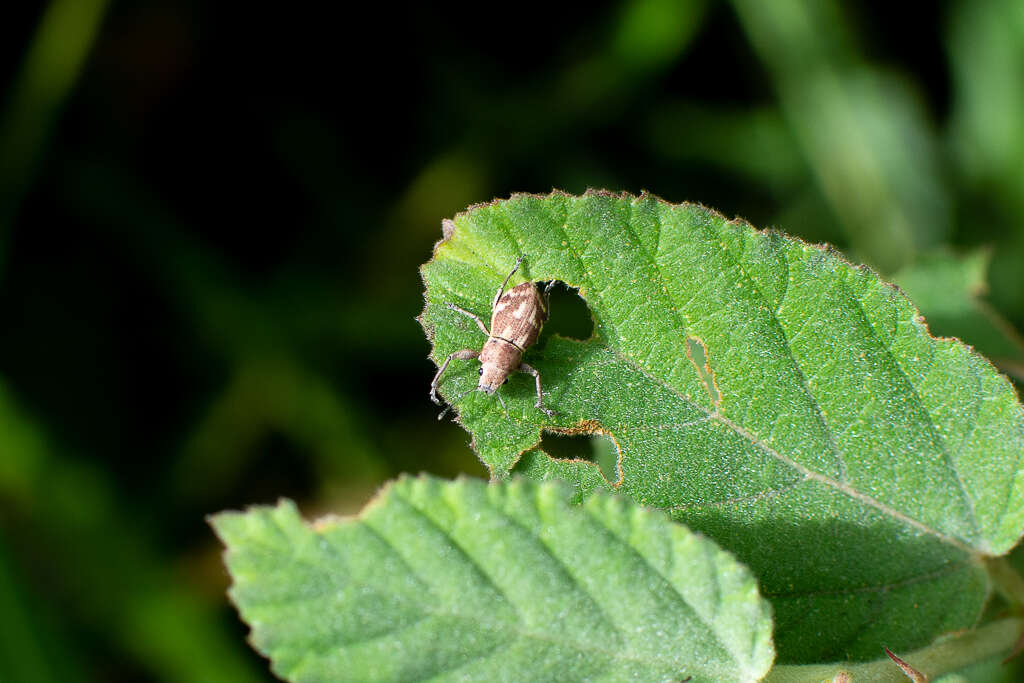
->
[539, 281, 594, 342]
[539, 430, 620, 483]
[685, 336, 720, 405]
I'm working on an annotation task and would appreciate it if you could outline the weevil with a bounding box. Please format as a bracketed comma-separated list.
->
[430, 255, 556, 418]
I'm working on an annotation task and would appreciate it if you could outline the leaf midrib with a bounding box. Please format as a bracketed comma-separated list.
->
[707, 214, 984, 546]
[762, 559, 975, 600]
[446, 209, 983, 555]
[607, 346, 977, 555]
[536, 198, 983, 555]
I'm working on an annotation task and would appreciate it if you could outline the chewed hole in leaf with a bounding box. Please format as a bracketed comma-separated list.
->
[539, 281, 594, 343]
[538, 428, 621, 484]
[685, 336, 721, 406]
[421, 192, 1024, 663]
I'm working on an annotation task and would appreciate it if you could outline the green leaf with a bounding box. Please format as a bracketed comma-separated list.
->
[211, 475, 774, 682]
[419, 191, 1024, 662]
[893, 249, 1024, 384]
[764, 616, 1023, 682]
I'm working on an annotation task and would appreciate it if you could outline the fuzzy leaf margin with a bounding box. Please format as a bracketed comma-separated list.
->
[419, 190, 1024, 660]
[211, 475, 774, 682]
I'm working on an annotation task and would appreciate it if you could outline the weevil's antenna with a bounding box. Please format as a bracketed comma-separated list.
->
[542, 279, 556, 309]
[495, 392, 508, 417]
[436, 384, 477, 421]
[437, 385, 513, 421]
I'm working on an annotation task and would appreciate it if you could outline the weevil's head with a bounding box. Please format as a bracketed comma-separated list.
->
[477, 338, 521, 395]
[477, 363, 510, 395]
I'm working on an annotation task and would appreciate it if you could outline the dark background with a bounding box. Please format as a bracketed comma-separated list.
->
[2, 1, 1024, 680]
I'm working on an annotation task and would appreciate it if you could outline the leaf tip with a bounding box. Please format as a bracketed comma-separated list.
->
[208, 498, 301, 545]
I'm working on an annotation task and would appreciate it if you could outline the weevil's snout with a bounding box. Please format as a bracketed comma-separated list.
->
[477, 364, 509, 395]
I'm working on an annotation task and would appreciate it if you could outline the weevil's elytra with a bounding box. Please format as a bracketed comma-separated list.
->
[430, 256, 556, 418]
[478, 281, 547, 393]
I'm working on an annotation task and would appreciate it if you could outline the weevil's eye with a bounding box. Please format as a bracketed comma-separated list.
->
[478, 368, 484, 376]
[503, 378, 509, 385]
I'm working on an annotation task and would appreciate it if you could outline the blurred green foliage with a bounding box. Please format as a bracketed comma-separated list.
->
[1, 0, 1023, 680]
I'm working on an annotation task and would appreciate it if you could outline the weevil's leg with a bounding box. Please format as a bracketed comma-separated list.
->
[446, 303, 490, 336]
[430, 349, 480, 405]
[492, 254, 526, 309]
[518, 362, 556, 416]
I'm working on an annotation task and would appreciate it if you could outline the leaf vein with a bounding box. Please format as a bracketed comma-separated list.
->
[618, 199, 708, 396]
[495, 503, 629, 651]
[993, 402, 1024, 543]
[668, 477, 809, 512]
[842, 280, 982, 543]
[765, 559, 973, 600]
[245, 504, 710, 673]
[391, 495, 520, 618]
[610, 347, 976, 554]
[703, 221, 849, 482]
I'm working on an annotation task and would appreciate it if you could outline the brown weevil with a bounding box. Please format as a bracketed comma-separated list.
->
[430, 255, 556, 418]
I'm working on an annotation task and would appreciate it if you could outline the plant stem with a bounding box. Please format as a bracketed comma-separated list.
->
[766, 617, 1024, 682]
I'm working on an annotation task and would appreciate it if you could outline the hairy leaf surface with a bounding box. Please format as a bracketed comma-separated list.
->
[419, 191, 1024, 661]
[212, 476, 773, 682]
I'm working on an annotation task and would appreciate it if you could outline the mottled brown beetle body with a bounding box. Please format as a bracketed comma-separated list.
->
[478, 281, 548, 393]
[430, 256, 555, 417]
